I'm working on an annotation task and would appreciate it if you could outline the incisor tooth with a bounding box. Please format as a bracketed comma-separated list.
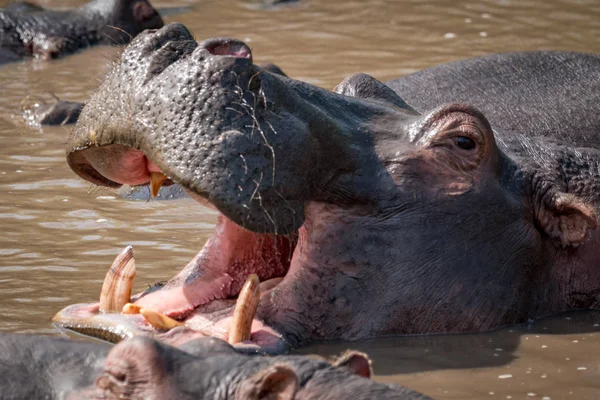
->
[99, 246, 136, 313]
[140, 308, 183, 330]
[229, 274, 260, 344]
[122, 303, 141, 314]
[149, 172, 167, 198]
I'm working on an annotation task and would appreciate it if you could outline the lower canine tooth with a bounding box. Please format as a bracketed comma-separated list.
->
[99, 246, 136, 313]
[140, 308, 183, 330]
[149, 172, 167, 198]
[259, 277, 283, 292]
[229, 274, 260, 344]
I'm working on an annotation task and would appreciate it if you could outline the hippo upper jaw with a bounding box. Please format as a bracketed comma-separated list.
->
[66, 23, 400, 236]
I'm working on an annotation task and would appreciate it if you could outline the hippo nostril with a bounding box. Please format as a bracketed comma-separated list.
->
[199, 38, 253, 62]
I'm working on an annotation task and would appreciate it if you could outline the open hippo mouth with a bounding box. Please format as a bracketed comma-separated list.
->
[53, 199, 297, 354]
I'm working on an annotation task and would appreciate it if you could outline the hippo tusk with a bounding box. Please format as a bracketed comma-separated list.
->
[140, 308, 183, 330]
[229, 274, 260, 344]
[99, 246, 136, 313]
[149, 172, 168, 198]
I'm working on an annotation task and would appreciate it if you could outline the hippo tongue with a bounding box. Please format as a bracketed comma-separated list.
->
[132, 214, 294, 318]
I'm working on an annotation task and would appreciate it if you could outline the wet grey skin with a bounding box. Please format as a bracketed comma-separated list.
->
[22, 99, 84, 126]
[0, 0, 163, 63]
[0, 334, 428, 400]
[58, 23, 600, 353]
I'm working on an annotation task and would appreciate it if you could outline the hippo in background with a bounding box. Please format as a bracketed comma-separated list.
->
[0, 333, 428, 399]
[21, 97, 84, 126]
[0, 0, 163, 63]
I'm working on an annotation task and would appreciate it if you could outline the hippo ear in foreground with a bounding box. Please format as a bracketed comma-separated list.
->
[332, 350, 373, 379]
[333, 73, 417, 112]
[96, 337, 173, 399]
[236, 364, 298, 400]
[537, 192, 597, 247]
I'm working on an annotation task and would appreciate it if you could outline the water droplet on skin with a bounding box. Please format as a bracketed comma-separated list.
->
[480, 32, 488, 37]
[541, 345, 548, 348]
[577, 367, 587, 371]
[482, 13, 492, 18]
[444, 33, 456, 39]
[465, 18, 472, 23]
[498, 374, 513, 379]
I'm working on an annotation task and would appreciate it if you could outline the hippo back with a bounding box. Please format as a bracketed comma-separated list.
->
[387, 51, 600, 147]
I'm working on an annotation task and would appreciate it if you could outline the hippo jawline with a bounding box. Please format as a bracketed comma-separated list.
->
[53, 146, 298, 353]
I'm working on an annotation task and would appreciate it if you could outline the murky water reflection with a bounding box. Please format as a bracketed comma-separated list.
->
[1, 0, 599, 398]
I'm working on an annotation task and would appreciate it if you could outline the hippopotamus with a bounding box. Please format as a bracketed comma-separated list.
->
[54, 23, 600, 354]
[21, 98, 84, 126]
[0, 0, 163, 63]
[0, 334, 427, 399]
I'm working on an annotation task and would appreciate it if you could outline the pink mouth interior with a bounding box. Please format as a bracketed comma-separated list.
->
[80, 146, 297, 344]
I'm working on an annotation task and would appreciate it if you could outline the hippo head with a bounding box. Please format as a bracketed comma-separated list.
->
[92, 0, 164, 45]
[72, 336, 419, 399]
[55, 24, 599, 353]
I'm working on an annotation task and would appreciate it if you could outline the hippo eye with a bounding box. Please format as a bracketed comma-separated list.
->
[455, 136, 476, 150]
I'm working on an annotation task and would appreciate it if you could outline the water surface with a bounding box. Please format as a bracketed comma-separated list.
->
[1, 0, 599, 398]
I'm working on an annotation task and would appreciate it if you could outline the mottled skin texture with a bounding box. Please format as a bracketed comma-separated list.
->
[0, 334, 426, 399]
[20, 63, 287, 126]
[0, 0, 163, 63]
[62, 24, 600, 351]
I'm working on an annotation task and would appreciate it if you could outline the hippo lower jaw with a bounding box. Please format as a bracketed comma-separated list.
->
[53, 155, 298, 353]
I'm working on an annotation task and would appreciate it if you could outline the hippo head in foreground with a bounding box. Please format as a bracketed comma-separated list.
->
[54, 24, 600, 353]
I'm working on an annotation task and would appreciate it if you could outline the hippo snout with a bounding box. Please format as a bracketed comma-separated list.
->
[68, 24, 309, 234]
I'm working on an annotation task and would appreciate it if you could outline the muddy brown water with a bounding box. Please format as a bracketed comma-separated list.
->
[1, 0, 599, 398]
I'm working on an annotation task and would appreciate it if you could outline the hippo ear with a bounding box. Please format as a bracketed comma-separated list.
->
[333, 73, 417, 112]
[537, 192, 597, 247]
[133, 0, 155, 21]
[95, 337, 173, 398]
[236, 364, 298, 400]
[332, 351, 372, 379]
